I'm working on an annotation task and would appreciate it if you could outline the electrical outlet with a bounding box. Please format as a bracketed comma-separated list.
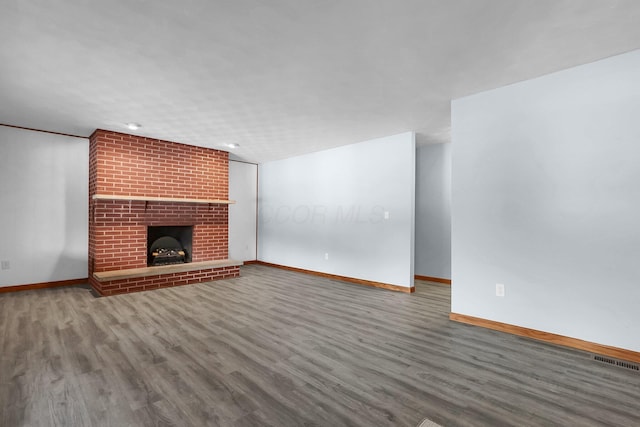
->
[324, 253, 329, 260]
[384, 211, 390, 220]
[1, 260, 10, 270]
[496, 283, 505, 297]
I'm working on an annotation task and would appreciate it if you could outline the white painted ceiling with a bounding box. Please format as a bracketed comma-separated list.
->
[1, 1, 640, 163]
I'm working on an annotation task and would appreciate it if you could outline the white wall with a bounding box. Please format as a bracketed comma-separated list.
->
[229, 160, 257, 261]
[415, 143, 451, 279]
[451, 49, 640, 352]
[0, 126, 88, 287]
[258, 132, 415, 288]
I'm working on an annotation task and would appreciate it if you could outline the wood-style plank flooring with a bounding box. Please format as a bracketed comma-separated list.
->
[1, 264, 639, 426]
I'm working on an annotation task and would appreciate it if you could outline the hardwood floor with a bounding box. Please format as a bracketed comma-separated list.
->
[1, 264, 639, 426]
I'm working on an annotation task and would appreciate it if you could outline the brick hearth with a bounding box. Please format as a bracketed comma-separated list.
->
[88, 130, 240, 296]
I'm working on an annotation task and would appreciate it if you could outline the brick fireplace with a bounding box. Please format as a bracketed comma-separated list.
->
[88, 130, 240, 296]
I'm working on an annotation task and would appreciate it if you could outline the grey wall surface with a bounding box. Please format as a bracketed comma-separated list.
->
[415, 143, 451, 280]
[229, 160, 257, 261]
[258, 132, 415, 288]
[451, 49, 640, 352]
[0, 126, 88, 286]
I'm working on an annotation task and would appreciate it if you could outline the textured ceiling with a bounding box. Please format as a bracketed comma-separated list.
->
[1, 1, 640, 163]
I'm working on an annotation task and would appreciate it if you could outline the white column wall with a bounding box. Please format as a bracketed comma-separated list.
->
[451, 49, 640, 352]
[229, 160, 257, 261]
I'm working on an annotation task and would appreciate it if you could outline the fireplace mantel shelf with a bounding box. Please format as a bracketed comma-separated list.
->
[93, 259, 243, 282]
[92, 194, 236, 204]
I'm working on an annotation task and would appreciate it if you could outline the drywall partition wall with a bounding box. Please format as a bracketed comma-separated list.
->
[415, 143, 451, 280]
[0, 126, 88, 287]
[258, 132, 415, 288]
[229, 161, 257, 261]
[451, 49, 640, 352]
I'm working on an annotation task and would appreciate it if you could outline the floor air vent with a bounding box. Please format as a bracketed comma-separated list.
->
[594, 355, 640, 371]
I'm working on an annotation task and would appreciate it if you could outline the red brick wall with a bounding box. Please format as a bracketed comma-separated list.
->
[91, 130, 228, 199]
[88, 134, 98, 279]
[92, 266, 240, 296]
[90, 201, 228, 272]
[88, 130, 234, 295]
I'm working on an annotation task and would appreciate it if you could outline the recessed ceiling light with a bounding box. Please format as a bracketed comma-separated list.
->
[125, 122, 141, 130]
[226, 143, 240, 149]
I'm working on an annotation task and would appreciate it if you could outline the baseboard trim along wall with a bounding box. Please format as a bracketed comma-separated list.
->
[415, 275, 451, 285]
[450, 312, 640, 364]
[254, 261, 415, 293]
[0, 278, 89, 294]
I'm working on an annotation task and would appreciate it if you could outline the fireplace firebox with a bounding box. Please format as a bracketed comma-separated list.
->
[147, 226, 193, 266]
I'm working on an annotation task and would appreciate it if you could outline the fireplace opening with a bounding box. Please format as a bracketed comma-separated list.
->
[147, 226, 193, 266]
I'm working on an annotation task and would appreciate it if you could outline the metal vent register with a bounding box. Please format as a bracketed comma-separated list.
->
[594, 355, 639, 371]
